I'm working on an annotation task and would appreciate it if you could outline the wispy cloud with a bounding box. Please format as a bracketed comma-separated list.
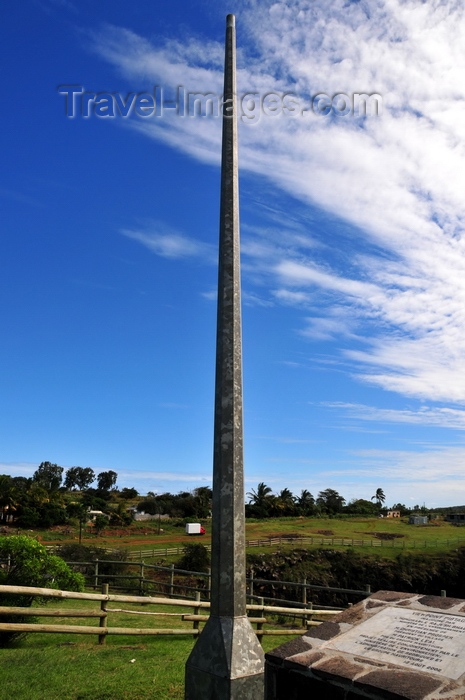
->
[121, 223, 215, 260]
[91, 0, 465, 405]
[325, 402, 465, 430]
[0, 462, 38, 477]
[338, 445, 465, 487]
[272, 289, 313, 306]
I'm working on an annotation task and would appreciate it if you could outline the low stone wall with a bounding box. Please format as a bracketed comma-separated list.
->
[265, 591, 465, 700]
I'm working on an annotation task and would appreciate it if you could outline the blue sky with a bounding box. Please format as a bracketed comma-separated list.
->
[2, 0, 465, 507]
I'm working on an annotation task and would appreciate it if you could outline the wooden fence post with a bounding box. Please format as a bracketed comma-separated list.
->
[302, 577, 307, 627]
[169, 563, 175, 598]
[192, 591, 201, 638]
[139, 562, 144, 595]
[207, 568, 211, 601]
[98, 583, 109, 645]
[257, 597, 264, 645]
[307, 600, 313, 626]
[249, 568, 254, 599]
[94, 560, 99, 590]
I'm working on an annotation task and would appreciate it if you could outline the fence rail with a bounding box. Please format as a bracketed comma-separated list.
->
[49, 534, 465, 561]
[0, 584, 342, 643]
[60, 558, 371, 605]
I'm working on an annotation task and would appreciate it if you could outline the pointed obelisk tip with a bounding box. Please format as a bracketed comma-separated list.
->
[226, 14, 235, 27]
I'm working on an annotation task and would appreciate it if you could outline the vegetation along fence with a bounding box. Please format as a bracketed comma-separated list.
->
[63, 558, 372, 606]
[244, 535, 465, 549]
[56, 534, 465, 562]
[0, 584, 342, 643]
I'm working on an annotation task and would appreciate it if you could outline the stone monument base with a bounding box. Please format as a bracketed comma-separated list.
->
[265, 591, 465, 700]
[185, 614, 264, 700]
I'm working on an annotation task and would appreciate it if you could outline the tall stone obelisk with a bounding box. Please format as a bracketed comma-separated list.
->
[184, 14, 265, 700]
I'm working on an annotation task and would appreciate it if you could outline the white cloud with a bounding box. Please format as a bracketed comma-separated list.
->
[339, 445, 465, 488]
[301, 316, 355, 342]
[325, 402, 465, 430]
[121, 223, 214, 260]
[273, 289, 312, 306]
[0, 462, 37, 478]
[92, 0, 465, 404]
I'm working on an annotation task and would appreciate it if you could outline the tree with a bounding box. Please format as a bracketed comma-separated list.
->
[371, 488, 386, 508]
[97, 470, 118, 491]
[246, 482, 273, 518]
[0, 536, 84, 646]
[193, 487, 213, 518]
[275, 488, 296, 516]
[137, 497, 158, 515]
[81, 488, 110, 511]
[177, 543, 210, 573]
[32, 462, 63, 492]
[345, 498, 378, 515]
[16, 480, 68, 528]
[316, 489, 346, 515]
[247, 482, 273, 508]
[0, 475, 19, 522]
[64, 467, 95, 491]
[119, 487, 139, 500]
[66, 502, 88, 544]
[109, 501, 134, 526]
[296, 489, 315, 516]
[93, 514, 109, 535]
[391, 503, 409, 516]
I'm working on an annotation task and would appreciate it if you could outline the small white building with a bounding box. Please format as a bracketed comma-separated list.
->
[87, 510, 109, 522]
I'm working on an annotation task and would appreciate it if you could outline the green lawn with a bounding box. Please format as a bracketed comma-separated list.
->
[0, 597, 299, 700]
[16, 516, 465, 562]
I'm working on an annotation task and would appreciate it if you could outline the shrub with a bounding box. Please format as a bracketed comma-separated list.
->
[57, 544, 130, 589]
[176, 543, 210, 573]
[0, 535, 85, 646]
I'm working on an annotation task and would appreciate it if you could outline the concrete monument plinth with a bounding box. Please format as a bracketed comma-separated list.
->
[265, 591, 465, 700]
[185, 616, 265, 699]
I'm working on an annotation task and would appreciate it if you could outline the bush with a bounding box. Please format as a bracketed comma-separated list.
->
[176, 543, 210, 573]
[57, 544, 130, 589]
[0, 535, 85, 646]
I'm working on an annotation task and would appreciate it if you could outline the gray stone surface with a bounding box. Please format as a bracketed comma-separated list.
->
[185, 14, 264, 698]
[265, 592, 465, 700]
[325, 606, 465, 679]
[185, 616, 264, 700]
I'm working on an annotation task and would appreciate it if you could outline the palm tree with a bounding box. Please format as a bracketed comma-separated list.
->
[247, 482, 273, 508]
[297, 489, 315, 516]
[371, 488, 386, 508]
[246, 483, 274, 518]
[276, 488, 296, 516]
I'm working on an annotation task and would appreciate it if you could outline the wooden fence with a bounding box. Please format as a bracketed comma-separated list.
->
[0, 584, 342, 644]
[62, 558, 371, 605]
[53, 534, 465, 562]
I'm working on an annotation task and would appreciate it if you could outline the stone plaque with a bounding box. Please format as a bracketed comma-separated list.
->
[324, 606, 465, 679]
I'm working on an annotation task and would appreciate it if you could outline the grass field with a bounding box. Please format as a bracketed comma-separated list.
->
[10, 515, 465, 561]
[2, 516, 465, 697]
[243, 516, 465, 559]
[0, 597, 295, 700]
